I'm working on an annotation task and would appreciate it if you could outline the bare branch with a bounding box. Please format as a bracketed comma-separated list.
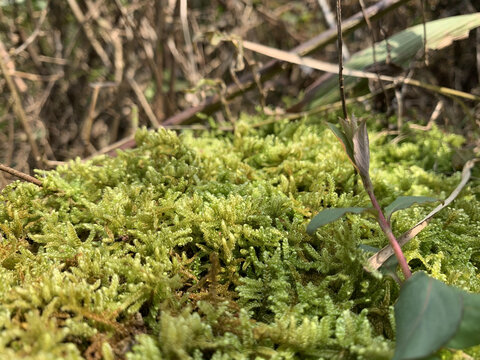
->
[0, 163, 43, 187]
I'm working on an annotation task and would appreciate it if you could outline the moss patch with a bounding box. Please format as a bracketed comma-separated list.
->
[0, 115, 479, 359]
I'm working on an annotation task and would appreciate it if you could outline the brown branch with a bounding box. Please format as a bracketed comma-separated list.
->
[127, 74, 161, 129]
[13, 3, 49, 56]
[336, 0, 348, 121]
[420, 0, 428, 65]
[0, 163, 43, 187]
[162, 0, 409, 126]
[90, 0, 410, 156]
[0, 39, 43, 168]
[66, 0, 111, 68]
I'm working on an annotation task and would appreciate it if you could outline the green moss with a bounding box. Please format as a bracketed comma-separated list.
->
[0, 114, 479, 359]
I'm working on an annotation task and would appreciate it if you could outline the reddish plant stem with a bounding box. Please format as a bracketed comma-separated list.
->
[367, 189, 411, 279]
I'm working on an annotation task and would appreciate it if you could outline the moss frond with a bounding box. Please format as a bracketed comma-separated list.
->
[0, 116, 478, 358]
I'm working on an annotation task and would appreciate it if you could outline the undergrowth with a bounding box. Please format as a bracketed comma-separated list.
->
[0, 112, 479, 359]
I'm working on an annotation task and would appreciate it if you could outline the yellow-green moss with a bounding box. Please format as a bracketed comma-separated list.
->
[0, 114, 479, 359]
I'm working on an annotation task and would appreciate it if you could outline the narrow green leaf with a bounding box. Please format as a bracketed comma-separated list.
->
[379, 254, 399, 277]
[358, 244, 379, 253]
[326, 122, 354, 163]
[384, 196, 438, 222]
[307, 207, 369, 235]
[446, 291, 480, 349]
[393, 272, 463, 360]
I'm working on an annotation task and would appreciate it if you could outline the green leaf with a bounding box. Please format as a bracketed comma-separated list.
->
[393, 272, 463, 360]
[307, 207, 369, 235]
[327, 122, 354, 163]
[378, 254, 399, 277]
[306, 13, 480, 108]
[446, 291, 480, 349]
[384, 196, 438, 222]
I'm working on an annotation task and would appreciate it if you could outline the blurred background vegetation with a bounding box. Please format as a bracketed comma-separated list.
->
[0, 0, 479, 186]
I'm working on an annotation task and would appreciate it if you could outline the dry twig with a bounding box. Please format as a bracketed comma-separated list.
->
[66, 0, 112, 68]
[0, 39, 43, 168]
[0, 163, 43, 186]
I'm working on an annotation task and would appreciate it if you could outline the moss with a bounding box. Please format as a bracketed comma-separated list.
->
[0, 114, 479, 359]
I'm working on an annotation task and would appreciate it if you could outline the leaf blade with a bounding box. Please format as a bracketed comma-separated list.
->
[446, 291, 480, 349]
[327, 122, 354, 163]
[384, 196, 438, 222]
[393, 272, 463, 360]
[307, 207, 369, 235]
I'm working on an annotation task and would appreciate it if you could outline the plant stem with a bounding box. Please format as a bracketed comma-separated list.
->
[336, 0, 349, 122]
[367, 188, 411, 279]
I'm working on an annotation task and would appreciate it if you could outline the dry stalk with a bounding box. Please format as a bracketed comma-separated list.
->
[419, 0, 428, 65]
[359, 0, 392, 117]
[0, 163, 42, 187]
[318, 0, 350, 59]
[127, 74, 161, 129]
[0, 39, 43, 168]
[13, 3, 49, 55]
[336, 0, 348, 121]
[161, 0, 409, 126]
[66, 0, 112, 68]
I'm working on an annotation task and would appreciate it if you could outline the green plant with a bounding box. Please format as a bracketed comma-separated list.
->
[306, 4, 480, 356]
[1, 112, 480, 358]
[307, 114, 480, 359]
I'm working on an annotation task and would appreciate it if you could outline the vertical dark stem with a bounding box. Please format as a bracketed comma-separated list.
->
[359, 0, 391, 115]
[153, 0, 165, 120]
[336, 0, 349, 121]
[420, 0, 428, 65]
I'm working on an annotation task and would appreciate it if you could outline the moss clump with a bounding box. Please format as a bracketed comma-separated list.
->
[0, 114, 479, 359]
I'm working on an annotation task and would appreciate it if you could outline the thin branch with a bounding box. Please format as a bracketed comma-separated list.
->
[336, 0, 348, 121]
[0, 163, 43, 187]
[66, 0, 112, 68]
[420, 0, 428, 65]
[318, 0, 350, 59]
[359, 0, 392, 116]
[6, 113, 14, 166]
[179, 0, 199, 83]
[0, 40, 27, 92]
[81, 84, 101, 154]
[127, 73, 161, 128]
[0, 39, 43, 168]
[409, 100, 443, 130]
[239, 40, 480, 102]
[13, 2, 49, 55]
